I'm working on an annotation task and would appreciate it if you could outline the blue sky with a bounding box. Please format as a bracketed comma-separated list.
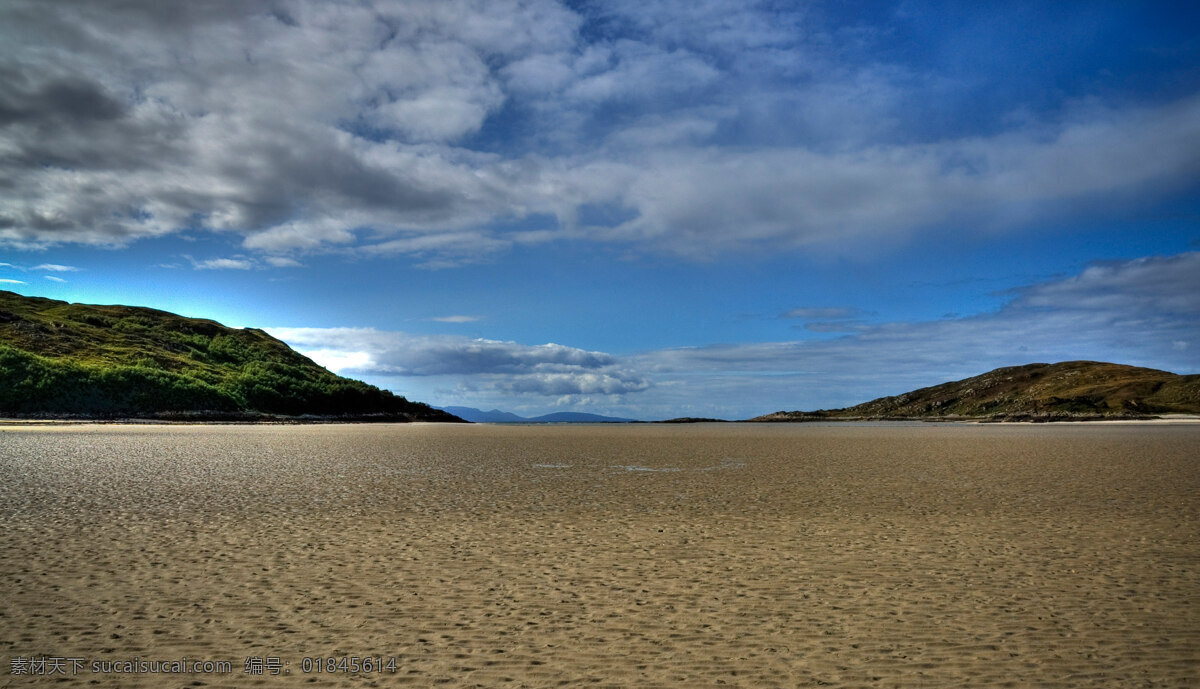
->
[2, 0, 1198, 419]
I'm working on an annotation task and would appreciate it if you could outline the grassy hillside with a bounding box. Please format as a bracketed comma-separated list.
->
[751, 361, 1200, 422]
[0, 291, 461, 421]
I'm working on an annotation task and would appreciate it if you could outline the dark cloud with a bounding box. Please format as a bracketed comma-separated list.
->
[0, 74, 126, 125]
[0, 0, 578, 252]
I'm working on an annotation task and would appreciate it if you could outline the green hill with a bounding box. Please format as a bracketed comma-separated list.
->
[0, 290, 462, 422]
[751, 361, 1200, 422]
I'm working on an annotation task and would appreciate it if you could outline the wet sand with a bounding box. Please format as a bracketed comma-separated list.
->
[1, 422, 1197, 687]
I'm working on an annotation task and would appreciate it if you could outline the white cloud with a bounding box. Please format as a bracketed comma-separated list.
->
[0, 0, 580, 260]
[242, 219, 359, 252]
[191, 257, 254, 270]
[0, 278, 26, 284]
[359, 41, 504, 142]
[592, 96, 1200, 256]
[43, 275, 67, 283]
[564, 41, 719, 104]
[605, 111, 726, 149]
[266, 252, 1200, 418]
[0, 261, 81, 275]
[1012, 253, 1200, 315]
[356, 231, 513, 267]
[264, 256, 303, 268]
[629, 252, 1200, 416]
[268, 327, 650, 397]
[585, 0, 804, 54]
[431, 315, 482, 323]
[1, 1, 1196, 264]
[301, 348, 373, 373]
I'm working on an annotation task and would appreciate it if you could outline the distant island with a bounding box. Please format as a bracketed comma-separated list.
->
[439, 406, 637, 423]
[0, 291, 462, 422]
[750, 361, 1200, 422]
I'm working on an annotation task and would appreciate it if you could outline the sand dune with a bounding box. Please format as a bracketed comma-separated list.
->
[2, 422, 1197, 687]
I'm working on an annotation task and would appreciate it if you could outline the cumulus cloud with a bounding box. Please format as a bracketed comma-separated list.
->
[267, 327, 650, 397]
[264, 253, 1199, 418]
[0, 0, 579, 256]
[592, 97, 1200, 256]
[1, 1, 1197, 263]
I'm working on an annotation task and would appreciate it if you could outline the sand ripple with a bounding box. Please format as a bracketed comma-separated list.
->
[1, 423, 1197, 687]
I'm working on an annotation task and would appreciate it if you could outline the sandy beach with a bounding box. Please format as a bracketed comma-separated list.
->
[1, 422, 1197, 687]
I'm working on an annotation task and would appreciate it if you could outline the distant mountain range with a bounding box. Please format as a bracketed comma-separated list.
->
[0, 290, 462, 422]
[439, 406, 637, 423]
[750, 361, 1200, 422]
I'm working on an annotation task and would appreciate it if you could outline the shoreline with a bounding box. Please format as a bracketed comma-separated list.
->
[673, 414, 1200, 425]
[0, 411, 468, 425]
[5, 415, 1200, 427]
